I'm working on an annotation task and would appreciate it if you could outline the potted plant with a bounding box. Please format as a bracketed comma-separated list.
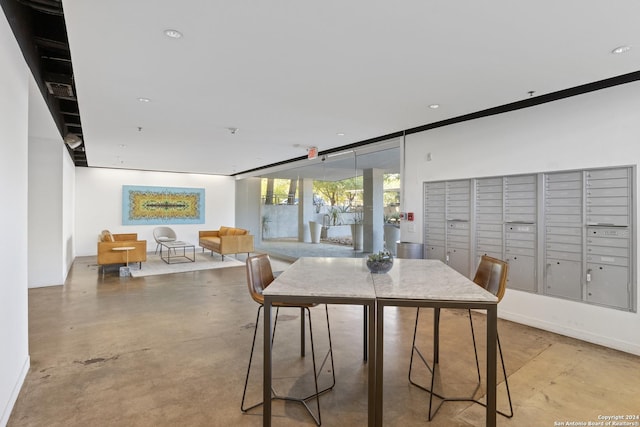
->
[350, 210, 364, 251]
[328, 207, 340, 226]
[313, 194, 324, 213]
[309, 220, 322, 243]
[262, 214, 271, 239]
[366, 249, 394, 273]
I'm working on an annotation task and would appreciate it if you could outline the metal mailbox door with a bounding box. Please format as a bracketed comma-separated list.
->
[545, 259, 582, 300]
[425, 245, 445, 262]
[447, 247, 470, 277]
[505, 254, 536, 292]
[586, 263, 630, 310]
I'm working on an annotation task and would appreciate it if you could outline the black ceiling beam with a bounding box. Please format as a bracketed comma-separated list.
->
[17, 0, 63, 16]
[235, 69, 640, 177]
[1, 0, 88, 166]
[1, 0, 66, 134]
[404, 69, 640, 136]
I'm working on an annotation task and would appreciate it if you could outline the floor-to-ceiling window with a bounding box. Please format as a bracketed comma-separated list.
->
[255, 140, 401, 259]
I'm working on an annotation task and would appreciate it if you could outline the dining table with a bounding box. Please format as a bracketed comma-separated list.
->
[372, 258, 498, 426]
[262, 257, 498, 427]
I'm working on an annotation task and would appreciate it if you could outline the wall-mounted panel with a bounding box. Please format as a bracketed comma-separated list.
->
[504, 175, 537, 223]
[447, 220, 470, 275]
[544, 171, 583, 300]
[475, 177, 503, 264]
[504, 175, 537, 292]
[445, 180, 471, 275]
[505, 223, 537, 292]
[586, 168, 631, 226]
[586, 226, 631, 309]
[424, 180, 472, 276]
[424, 182, 446, 261]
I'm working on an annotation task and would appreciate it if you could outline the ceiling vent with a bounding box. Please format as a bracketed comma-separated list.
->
[63, 133, 82, 149]
[45, 81, 74, 98]
[6, 0, 87, 166]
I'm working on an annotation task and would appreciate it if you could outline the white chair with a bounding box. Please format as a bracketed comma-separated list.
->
[153, 227, 177, 254]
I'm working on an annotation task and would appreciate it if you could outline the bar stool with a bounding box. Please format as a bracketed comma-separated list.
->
[240, 254, 335, 425]
[408, 255, 513, 420]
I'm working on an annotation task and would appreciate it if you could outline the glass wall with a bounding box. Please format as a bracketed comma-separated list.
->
[256, 141, 401, 259]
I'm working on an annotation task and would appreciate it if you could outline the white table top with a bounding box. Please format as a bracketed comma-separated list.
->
[372, 258, 497, 302]
[263, 257, 496, 303]
[263, 257, 376, 299]
[160, 240, 193, 248]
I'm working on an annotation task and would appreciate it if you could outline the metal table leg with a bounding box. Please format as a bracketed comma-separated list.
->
[263, 297, 273, 426]
[363, 305, 368, 362]
[486, 304, 497, 426]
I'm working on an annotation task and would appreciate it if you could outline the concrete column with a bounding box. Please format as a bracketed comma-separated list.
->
[298, 178, 314, 242]
[363, 168, 384, 253]
[235, 177, 262, 242]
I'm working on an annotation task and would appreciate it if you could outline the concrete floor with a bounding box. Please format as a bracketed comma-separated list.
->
[8, 250, 640, 427]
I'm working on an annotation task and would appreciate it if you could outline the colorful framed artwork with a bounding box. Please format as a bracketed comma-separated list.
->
[122, 185, 205, 225]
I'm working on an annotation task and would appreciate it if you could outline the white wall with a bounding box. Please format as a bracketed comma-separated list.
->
[28, 137, 64, 287]
[27, 77, 74, 288]
[62, 147, 76, 274]
[0, 14, 30, 427]
[75, 168, 235, 256]
[403, 82, 640, 355]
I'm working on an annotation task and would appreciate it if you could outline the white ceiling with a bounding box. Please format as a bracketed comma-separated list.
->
[62, 0, 640, 177]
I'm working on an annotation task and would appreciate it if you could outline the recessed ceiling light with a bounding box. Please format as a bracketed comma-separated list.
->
[137, 97, 151, 103]
[337, 132, 345, 136]
[428, 104, 440, 109]
[611, 45, 631, 54]
[164, 29, 183, 39]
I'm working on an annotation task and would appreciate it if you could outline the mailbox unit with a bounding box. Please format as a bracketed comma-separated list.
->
[446, 180, 472, 276]
[423, 166, 636, 311]
[504, 175, 537, 292]
[424, 180, 472, 277]
[475, 177, 504, 262]
[584, 167, 633, 310]
[424, 181, 446, 262]
[544, 171, 583, 300]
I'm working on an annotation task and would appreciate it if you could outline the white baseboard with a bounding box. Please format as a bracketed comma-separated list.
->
[499, 311, 640, 356]
[0, 355, 30, 427]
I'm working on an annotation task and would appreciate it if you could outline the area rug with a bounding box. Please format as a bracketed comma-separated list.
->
[129, 252, 243, 277]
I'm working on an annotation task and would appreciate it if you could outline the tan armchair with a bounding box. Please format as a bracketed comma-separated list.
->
[97, 230, 147, 277]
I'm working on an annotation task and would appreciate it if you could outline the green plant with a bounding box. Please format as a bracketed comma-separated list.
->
[384, 213, 401, 224]
[262, 215, 271, 237]
[368, 249, 393, 263]
[328, 207, 340, 225]
[366, 249, 394, 273]
[352, 210, 363, 224]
